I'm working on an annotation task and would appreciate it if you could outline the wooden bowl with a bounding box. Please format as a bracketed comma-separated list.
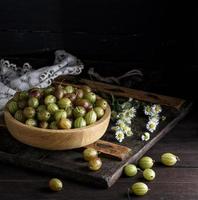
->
[4, 105, 111, 150]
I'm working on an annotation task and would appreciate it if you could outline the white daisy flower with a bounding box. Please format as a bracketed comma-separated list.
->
[151, 104, 162, 115]
[144, 105, 152, 116]
[125, 129, 133, 137]
[116, 120, 126, 129]
[126, 107, 136, 119]
[149, 115, 160, 124]
[115, 130, 125, 143]
[146, 120, 158, 133]
[122, 125, 131, 133]
[123, 117, 132, 124]
[141, 132, 150, 141]
[116, 119, 125, 125]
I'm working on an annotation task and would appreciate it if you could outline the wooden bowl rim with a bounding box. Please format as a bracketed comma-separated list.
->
[4, 104, 111, 134]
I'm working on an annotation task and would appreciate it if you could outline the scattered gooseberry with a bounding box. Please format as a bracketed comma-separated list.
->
[49, 178, 63, 191]
[124, 164, 138, 177]
[131, 182, 149, 196]
[138, 156, 154, 169]
[161, 153, 179, 166]
[143, 169, 156, 181]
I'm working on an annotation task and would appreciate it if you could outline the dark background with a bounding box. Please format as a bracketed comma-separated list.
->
[1, 2, 198, 199]
[0, 1, 196, 100]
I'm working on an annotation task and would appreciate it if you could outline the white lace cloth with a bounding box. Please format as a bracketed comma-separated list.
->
[0, 50, 84, 115]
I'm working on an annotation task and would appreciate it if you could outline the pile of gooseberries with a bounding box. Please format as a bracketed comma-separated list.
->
[124, 152, 179, 196]
[6, 84, 108, 129]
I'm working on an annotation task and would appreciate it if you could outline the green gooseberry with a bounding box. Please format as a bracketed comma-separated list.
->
[25, 118, 37, 127]
[73, 106, 86, 118]
[58, 98, 71, 109]
[143, 169, 156, 181]
[47, 103, 59, 114]
[64, 85, 74, 94]
[23, 107, 36, 119]
[54, 110, 67, 122]
[85, 110, 97, 125]
[28, 97, 39, 108]
[83, 148, 98, 161]
[44, 95, 56, 105]
[37, 110, 51, 121]
[66, 107, 73, 118]
[94, 107, 104, 119]
[83, 92, 96, 104]
[131, 182, 149, 196]
[49, 178, 63, 192]
[95, 99, 108, 110]
[74, 117, 86, 128]
[124, 164, 138, 177]
[138, 156, 154, 169]
[14, 110, 26, 122]
[7, 101, 18, 115]
[88, 157, 102, 171]
[58, 118, 72, 129]
[161, 153, 179, 166]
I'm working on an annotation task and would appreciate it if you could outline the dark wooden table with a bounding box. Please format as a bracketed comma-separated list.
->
[0, 103, 197, 200]
[0, 54, 197, 199]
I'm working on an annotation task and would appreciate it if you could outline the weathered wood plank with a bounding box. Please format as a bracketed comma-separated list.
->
[86, 140, 132, 161]
[54, 76, 186, 109]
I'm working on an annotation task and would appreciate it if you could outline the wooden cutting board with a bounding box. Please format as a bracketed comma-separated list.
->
[0, 76, 191, 188]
